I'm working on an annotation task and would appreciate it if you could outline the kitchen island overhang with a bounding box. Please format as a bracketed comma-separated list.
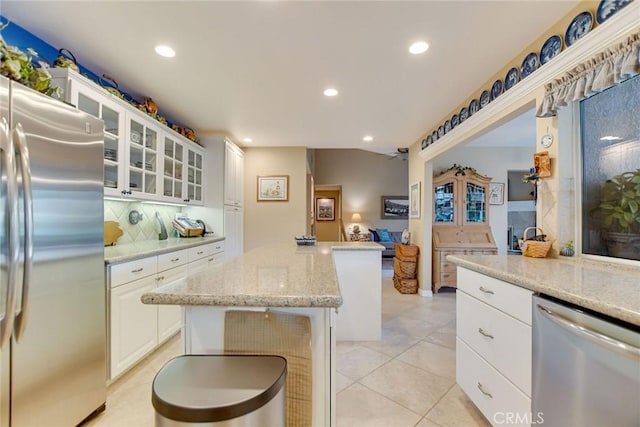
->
[141, 241, 384, 427]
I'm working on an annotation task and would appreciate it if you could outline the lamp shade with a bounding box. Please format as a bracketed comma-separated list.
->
[351, 213, 362, 222]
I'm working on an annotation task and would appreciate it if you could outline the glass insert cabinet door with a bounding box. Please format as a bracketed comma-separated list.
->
[128, 117, 159, 196]
[465, 182, 486, 223]
[434, 182, 455, 223]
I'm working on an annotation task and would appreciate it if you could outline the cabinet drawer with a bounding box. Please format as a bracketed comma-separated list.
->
[110, 257, 158, 288]
[456, 338, 532, 427]
[158, 249, 189, 271]
[440, 271, 456, 284]
[457, 268, 533, 325]
[457, 291, 531, 395]
[188, 244, 214, 262]
[441, 260, 458, 273]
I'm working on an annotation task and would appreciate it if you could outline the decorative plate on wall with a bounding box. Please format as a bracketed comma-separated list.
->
[438, 125, 445, 138]
[459, 107, 469, 122]
[520, 52, 540, 79]
[479, 90, 490, 108]
[505, 67, 520, 90]
[596, 0, 633, 24]
[425, 134, 432, 146]
[432, 130, 438, 141]
[444, 119, 452, 133]
[490, 79, 503, 100]
[451, 113, 459, 128]
[469, 99, 479, 116]
[540, 35, 563, 65]
[565, 11, 594, 47]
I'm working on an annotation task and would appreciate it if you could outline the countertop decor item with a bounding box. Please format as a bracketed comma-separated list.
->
[560, 241, 575, 256]
[294, 236, 317, 246]
[518, 227, 552, 258]
[104, 221, 123, 246]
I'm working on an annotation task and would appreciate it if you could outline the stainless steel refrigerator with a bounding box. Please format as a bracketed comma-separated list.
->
[0, 75, 106, 426]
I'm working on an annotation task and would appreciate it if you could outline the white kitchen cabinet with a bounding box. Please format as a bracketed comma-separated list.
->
[185, 146, 205, 205]
[224, 205, 243, 258]
[224, 139, 244, 207]
[188, 242, 226, 273]
[49, 68, 206, 205]
[110, 274, 158, 379]
[157, 265, 188, 342]
[456, 267, 533, 427]
[107, 243, 224, 380]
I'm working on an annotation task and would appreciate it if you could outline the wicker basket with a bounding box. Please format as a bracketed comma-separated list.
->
[518, 227, 552, 258]
[393, 257, 417, 278]
[395, 243, 419, 258]
[393, 274, 418, 294]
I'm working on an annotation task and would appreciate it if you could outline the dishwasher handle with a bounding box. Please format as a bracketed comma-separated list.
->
[536, 304, 640, 361]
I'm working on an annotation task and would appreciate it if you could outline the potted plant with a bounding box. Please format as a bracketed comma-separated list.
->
[560, 240, 574, 257]
[597, 169, 640, 260]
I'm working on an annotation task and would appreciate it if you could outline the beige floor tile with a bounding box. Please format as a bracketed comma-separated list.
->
[85, 381, 155, 427]
[336, 383, 422, 427]
[336, 345, 392, 381]
[425, 384, 491, 427]
[359, 359, 455, 416]
[361, 327, 422, 358]
[335, 372, 354, 393]
[385, 315, 443, 339]
[397, 341, 456, 380]
[416, 417, 445, 427]
[423, 328, 456, 350]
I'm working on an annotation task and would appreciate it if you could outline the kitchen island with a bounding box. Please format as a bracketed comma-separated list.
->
[141, 241, 384, 427]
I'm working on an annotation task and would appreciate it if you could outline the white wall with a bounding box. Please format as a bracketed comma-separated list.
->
[243, 147, 308, 251]
[433, 146, 534, 255]
[314, 149, 408, 233]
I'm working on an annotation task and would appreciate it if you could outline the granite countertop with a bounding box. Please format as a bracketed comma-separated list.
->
[141, 241, 383, 308]
[448, 255, 640, 327]
[104, 236, 225, 264]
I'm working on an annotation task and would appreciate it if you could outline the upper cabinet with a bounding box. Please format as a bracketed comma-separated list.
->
[224, 139, 244, 207]
[49, 68, 205, 205]
[433, 168, 491, 227]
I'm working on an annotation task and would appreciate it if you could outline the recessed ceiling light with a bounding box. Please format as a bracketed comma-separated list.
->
[242, 137, 253, 143]
[409, 41, 429, 55]
[323, 88, 339, 97]
[362, 135, 373, 142]
[155, 45, 176, 58]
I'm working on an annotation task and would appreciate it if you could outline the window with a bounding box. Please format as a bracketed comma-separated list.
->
[580, 74, 640, 261]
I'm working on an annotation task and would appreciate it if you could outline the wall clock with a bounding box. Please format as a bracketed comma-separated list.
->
[541, 133, 553, 148]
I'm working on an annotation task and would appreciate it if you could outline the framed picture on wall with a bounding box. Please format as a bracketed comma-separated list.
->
[489, 182, 505, 205]
[316, 198, 335, 221]
[381, 195, 409, 219]
[257, 175, 289, 201]
[410, 181, 421, 218]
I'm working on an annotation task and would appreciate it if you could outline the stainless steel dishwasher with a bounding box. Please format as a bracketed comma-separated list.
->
[532, 295, 640, 427]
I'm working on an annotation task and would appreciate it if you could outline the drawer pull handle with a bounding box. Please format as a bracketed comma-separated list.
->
[477, 382, 493, 398]
[478, 328, 494, 339]
[479, 286, 494, 295]
[208, 258, 214, 262]
[171, 258, 180, 262]
[131, 268, 144, 273]
[157, 276, 165, 281]
[215, 246, 221, 249]
[197, 251, 204, 255]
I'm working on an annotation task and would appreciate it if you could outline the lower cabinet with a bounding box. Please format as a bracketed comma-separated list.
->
[456, 267, 533, 427]
[107, 242, 225, 381]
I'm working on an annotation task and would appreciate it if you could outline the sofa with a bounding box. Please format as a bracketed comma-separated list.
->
[369, 229, 403, 258]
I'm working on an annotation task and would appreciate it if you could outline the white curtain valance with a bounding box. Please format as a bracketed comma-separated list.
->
[536, 32, 640, 117]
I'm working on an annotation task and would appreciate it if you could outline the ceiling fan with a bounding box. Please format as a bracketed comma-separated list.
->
[385, 147, 409, 161]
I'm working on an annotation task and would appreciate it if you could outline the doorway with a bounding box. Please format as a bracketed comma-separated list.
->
[507, 170, 536, 253]
[314, 185, 342, 241]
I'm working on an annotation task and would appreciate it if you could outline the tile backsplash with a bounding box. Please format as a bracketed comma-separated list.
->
[104, 200, 181, 245]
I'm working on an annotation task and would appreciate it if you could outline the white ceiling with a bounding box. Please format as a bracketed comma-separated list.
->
[2, 1, 579, 153]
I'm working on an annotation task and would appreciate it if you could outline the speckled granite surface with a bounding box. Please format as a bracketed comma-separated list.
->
[141, 242, 382, 308]
[104, 236, 225, 264]
[448, 255, 640, 327]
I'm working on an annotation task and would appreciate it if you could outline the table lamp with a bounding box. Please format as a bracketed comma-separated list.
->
[351, 213, 362, 234]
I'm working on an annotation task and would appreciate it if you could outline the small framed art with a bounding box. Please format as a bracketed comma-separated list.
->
[257, 175, 289, 201]
[489, 182, 505, 205]
[410, 181, 421, 218]
[316, 198, 335, 221]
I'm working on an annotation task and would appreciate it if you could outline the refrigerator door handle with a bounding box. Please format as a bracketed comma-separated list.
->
[13, 123, 34, 341]
[0, 117, 20, 349]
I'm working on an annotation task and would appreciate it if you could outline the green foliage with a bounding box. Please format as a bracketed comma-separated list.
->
[0, 21, 58, 97]
[442, 163, 479, 176]
[563, 240, 574, 250]
[598, 169, 640, 234]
